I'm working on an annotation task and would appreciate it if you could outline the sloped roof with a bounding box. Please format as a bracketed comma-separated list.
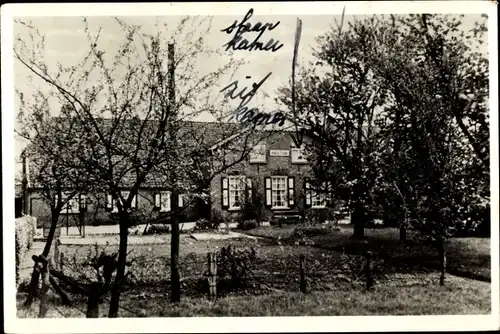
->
[26, 118, 266, 189]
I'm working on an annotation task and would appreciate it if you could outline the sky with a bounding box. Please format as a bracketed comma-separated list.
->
[12, 12, 488, 177]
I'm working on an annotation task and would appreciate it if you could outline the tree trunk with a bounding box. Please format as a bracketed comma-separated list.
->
[108, 214, 129, 317]
[400, 211, 408, 241]
[87, 282, 101, 318]
[42, 212, 59, 256]
[351, 203, 365, 240]
[24, 211, 60, 308]
[170, 192, 181, 303]
[399, 225, 407, 241]
[438, 237, 446, 286]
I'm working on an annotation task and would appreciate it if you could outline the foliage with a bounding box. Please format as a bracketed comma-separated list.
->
[14, 15, 270, 312]
[277, 14, 490, 242]
[239, 178, 267, 224]
[369, 14, 490, 240]
[210, 209, 224, 230]
[238, 219, 259, 231]
[143, 224, 171, 235]
[16, 275, 491, 317]
[215, 246, 257, 291]
[193, 217, 221, 231]
[277, 17, 391, 239]
[15, 216, 36, 284]
[304, 209, 332, 225]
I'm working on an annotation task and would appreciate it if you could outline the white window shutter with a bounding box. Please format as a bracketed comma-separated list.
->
[154, 193, 161, 209]
[247, 178, 252, 201]
[106, 194, 113, 211]
[61, 193, 68, 212]
[178, 194, 184, 208]
[305, 180, 312, 207]
[69, 194, 79, 213]
[161, 192, 171, 212]
[121, 191, 129, 207]
[26, 157, 30, 187]
[288, 177, 295, 207]
[221, 177, 229, 209]
[132, 193, 137, 208]
[265, 177, 272, 207]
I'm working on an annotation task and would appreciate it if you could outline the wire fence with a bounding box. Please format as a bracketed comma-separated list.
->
[19, 236, 440, 318]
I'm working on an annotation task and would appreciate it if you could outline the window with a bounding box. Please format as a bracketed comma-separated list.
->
[107, 191, 137, 213]
[154, 192, 183, 212]
[229, 176, 248, 210]
[60, 192, 79, 213]
[271, 176, 287, 208]
[154, 191, 171, 212]
[305, 180, 331, 209]
[268, 176, 290, 208]
[311, 189, 327, 208]
[291, 143, 307, 164]
[222, 176, 250, 210]
[265, 176, 295, 209]
[249, 142, 266, 163]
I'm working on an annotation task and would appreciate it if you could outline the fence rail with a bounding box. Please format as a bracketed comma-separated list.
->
[21, 238, 385, 318]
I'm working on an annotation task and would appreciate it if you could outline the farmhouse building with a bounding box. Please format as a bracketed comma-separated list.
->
[23, 119, 334, 235]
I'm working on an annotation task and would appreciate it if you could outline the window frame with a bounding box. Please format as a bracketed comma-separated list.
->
[271, 175, 288, 209]
[155, 191, 171, 213]
[311, 182, 329, 209]
[109, 191, 137, 213]
[249, 142, 267, 164]
[60, 192, 79, 214]
[291, 143, 308, 164]
[228, 176, 247, 211]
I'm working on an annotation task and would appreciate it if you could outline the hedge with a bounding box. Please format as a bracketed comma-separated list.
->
[15, 216, 36, 286]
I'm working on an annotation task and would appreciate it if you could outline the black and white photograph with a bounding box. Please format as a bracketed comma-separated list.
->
[2, 1, 498, 332]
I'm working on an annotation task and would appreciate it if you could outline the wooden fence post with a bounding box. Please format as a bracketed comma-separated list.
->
[59, 252, 64, 275]
[86, 282, 100, 318]
[299, 254, 306, 293]
[54, 238, 60, 270]
[207, 252, 217, 301]
[438, 238, 447, 286]
[38, 256, 50, 318]
[365, 251, 374, 290]
[230, 247, 238, 287]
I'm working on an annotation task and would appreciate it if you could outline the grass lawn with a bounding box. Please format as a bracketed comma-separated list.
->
[16, 226, 491, 318]
[17, 272, 490, 317]
[243, 225, 491, 281]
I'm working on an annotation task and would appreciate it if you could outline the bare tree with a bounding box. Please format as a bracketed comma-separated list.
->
[16, 99, 94, 307]
[15, 16, 267, 316]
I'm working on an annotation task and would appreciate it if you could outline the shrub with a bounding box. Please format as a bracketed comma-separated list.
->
[238, 219, 258, 231]
[216, 245, 257, 292]
[15, 216, 36, 286]
[293, 225, 331, 238]
[305, 209, 331, 225]
[143, 224, 170, 235]
[195, 217, 220, 231]
[210, 209, 223, 230]
[89, 218, 117, 226]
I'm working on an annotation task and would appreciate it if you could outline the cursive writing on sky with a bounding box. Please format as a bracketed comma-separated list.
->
[220, 72, 286, 127]
[221, 9, 284, 52]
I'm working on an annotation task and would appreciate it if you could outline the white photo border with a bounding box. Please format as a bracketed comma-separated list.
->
[2, 1, 498, 333]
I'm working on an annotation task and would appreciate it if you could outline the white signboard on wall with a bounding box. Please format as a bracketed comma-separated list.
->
[270, 150, 290, 157]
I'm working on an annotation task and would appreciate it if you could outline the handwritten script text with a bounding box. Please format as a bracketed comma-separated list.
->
[221, 9, 284, 52]
[220, 72, 286, 127]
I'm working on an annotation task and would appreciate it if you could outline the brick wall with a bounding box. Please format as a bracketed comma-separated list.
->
[211, 132, 321, 222]
[28, 189, 206, 228]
